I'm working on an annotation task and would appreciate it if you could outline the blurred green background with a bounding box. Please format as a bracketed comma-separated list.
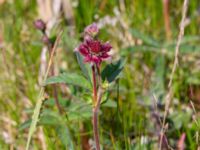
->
[0, 0, 200, 149]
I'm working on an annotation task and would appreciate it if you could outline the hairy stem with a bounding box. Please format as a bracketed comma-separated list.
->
[92, 65, 102, 150]
[93, 107, 100, 150]
[93, 87, 103, 150]
[96, 64, 101, 84]
[92, 65, 97, 104]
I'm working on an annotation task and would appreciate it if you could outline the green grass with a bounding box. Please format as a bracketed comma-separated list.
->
[0, 0, 200, 149]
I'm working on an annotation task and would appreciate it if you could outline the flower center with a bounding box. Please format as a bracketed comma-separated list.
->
[88, 41, 101, 54]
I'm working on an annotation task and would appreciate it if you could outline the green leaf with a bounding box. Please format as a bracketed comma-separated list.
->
[101, 59, 125, 83]
[151, 55, 165, 101]
[169, 111, 192, 129]
[186, 76, 200, 85]
[44, 98, 70, 107]
[68, 110, 92, 121]
[19, 119, 32, 131]
[165, 44, 200, 54]
[121, 44, 200, 58]
[164, 35, 200, 47]
[120, 45, 158, 56]
[130, 29, 160, 47]
[19, 109, 62, 131]
[44, 73, 92, 89]
[75, 51, 91, 82]
[102, 99, 117, 108]
[56, 124, 74, 149]
[39, 109, 61, 125]
[39, 115, 60, 126]
[67, 102, 92, 120]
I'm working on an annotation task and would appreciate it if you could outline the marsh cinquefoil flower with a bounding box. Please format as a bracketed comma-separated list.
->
[75, 23, 112, 150]
[76, 23, 112, 65]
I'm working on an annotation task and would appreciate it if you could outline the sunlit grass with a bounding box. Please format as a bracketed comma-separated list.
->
[0, 0, 200, 149]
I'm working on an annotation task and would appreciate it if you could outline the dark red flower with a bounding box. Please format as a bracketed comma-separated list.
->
[86, 40, 101, 53]
[75, 23, 112, 65]
[77, 39, 112, 65]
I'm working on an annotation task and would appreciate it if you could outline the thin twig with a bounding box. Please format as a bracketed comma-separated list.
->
[43, 31, 63, 81]
[159, 0, 189, 149]
[168, 0, 189, 88]
[48, 40, 63, 114]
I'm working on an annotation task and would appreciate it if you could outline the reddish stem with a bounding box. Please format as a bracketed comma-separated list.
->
[92, 65, 97, 104]
[96, 64, 101, 84]
[93, 107, 100, 150]
[92, 65, 101, 150]
[48, 46, 62, 114]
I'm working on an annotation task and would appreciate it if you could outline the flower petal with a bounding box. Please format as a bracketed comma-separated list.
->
[100, 53, 110, 59]
[86, 39, 101, 53]
[101, 42, 112, 52]
[84, 55, 101, 64]
[84, 55, 92, 63]
[79, 44, 89, 56]
[91, 55, 101, 64]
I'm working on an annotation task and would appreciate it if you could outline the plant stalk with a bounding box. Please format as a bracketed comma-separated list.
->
[93, 107, 100, 150]
[92, 65, 97, 104]
[48, 43, 62, 114]
[50, 65, 62, 114]
[92, 65, 101, 150]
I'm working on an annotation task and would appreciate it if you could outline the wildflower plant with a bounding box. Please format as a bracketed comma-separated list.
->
[76, 23, 112, 65]
[25, 22, 124, 150]
[75, 23, 112, 149]
[46, 23, 123, 149]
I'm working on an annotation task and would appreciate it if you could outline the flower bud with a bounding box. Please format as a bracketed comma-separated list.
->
[34, 19, 46, 31]
[84, 23, 99, 37]
[102, 81, 109, 89]
[42, 35, 50, 45]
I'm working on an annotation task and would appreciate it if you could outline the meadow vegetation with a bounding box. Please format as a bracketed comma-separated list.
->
[0, 0, 200, 149]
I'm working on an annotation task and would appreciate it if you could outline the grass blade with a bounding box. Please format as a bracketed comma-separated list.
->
[26, 31, 63, 150]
